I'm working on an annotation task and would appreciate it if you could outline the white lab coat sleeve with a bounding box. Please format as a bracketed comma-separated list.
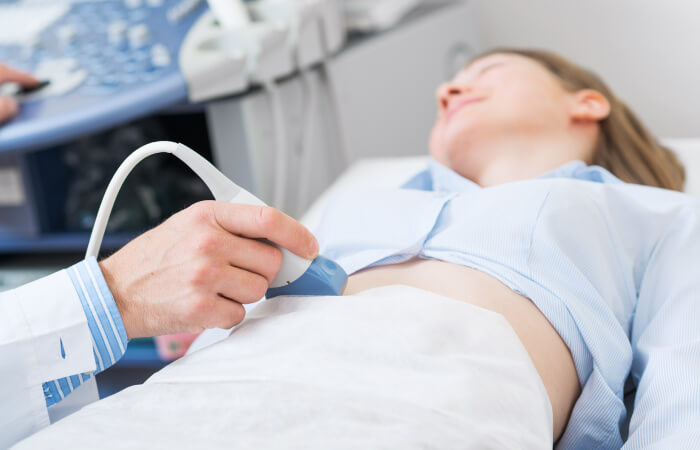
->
[0, 268, 96, 448]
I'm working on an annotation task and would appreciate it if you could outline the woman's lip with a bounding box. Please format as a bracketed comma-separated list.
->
[446, 97, 485, 121]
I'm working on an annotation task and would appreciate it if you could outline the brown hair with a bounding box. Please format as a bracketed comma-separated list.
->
[471, 48, 685, 191]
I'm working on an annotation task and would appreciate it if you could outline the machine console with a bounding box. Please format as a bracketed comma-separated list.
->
[0, 0, 209, 153]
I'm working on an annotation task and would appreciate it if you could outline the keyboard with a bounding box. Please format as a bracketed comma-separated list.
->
[0, 0, 208, 153]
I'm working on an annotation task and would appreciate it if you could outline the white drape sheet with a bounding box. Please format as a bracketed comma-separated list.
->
[15, 285, 552, 449]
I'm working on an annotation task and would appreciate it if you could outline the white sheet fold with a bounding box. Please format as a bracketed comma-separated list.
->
[15, 285, 552, 449]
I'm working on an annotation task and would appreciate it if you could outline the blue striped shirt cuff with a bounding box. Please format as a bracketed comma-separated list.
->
[43, 257, 129, 407]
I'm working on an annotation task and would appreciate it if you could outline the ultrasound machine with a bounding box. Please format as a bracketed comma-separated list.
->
[0, 0, 478, 373]
[0, 0, 207, 249]
[0, 0, 210, 153]
[0, 0, 348, 249]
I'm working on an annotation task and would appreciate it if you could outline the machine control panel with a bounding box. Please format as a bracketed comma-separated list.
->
[0, 0, 209, 153]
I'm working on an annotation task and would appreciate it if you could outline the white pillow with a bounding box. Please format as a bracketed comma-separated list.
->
[301, 156, 427, 230]
[301, 139, 700, 230]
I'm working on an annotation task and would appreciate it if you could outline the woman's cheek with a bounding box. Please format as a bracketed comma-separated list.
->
[429, 123, 448, 163]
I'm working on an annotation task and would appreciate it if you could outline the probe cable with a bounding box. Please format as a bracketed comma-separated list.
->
[295, 68, 316, 212]
[262, 78, 289, 211]
[86, 141, 240, 259]
[316, 6, 351, 169]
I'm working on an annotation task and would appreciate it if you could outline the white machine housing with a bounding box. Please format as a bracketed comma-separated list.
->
[179, 0, 345, 102]
[205, 1, 481, 217]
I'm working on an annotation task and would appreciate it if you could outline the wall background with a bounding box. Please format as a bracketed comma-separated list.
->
[471, 0, 700, 138]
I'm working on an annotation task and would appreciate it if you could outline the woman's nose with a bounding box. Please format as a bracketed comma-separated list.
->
[437, 82, 469, 111]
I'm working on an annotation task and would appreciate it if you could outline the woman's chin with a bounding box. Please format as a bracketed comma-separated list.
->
[428, 144, 452, 167]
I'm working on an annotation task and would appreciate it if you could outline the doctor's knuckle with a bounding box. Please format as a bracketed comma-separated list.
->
[188, 262, 212, 287]
[184, 296, 210, 322]
[187, 201, 214, 224]
[257, 247, 282, 284]
[256, 206, 280, 234]
[192, 233, 219, 254]
[248, 275, 269, 301]
[223, 303, 245, 327]
[270, 247, 282, 270]
[267, 246, 283, 272]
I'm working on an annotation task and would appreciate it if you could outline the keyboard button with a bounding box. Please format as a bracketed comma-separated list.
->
[128, 24, 150, 49]
[108, 21, 128, 45]
[57, 25, 78, 46]
[150, 44, 171, 67]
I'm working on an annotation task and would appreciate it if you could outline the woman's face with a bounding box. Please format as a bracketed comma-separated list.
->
[429, 53, 599, 180]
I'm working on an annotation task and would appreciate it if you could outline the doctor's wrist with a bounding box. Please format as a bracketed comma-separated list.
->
[98, 256, 143, 340]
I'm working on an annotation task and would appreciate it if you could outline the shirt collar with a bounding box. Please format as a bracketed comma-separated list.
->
[402, 158, 624, 192]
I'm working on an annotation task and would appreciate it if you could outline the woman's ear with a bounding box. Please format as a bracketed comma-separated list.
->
[569, 89, 611, 122]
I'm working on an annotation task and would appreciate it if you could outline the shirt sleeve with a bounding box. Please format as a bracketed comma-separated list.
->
[625, 204, 700, 448]
[43, 257, 128, 407]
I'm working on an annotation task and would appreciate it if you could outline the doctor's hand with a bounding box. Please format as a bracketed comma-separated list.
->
[98, 201, 319, 339]
[0, 63, 39, 124]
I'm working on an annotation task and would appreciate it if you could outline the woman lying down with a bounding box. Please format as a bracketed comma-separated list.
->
[17, 49, 700, 449]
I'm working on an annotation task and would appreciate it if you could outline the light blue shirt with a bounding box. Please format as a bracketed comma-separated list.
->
[314, 158, 700, 449]
[42, 257, 128, 407]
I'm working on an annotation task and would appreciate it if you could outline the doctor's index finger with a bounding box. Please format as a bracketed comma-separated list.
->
[0, 97, 18, 123]
[0, 63, 39, 86]
[212, 202, 319, 260]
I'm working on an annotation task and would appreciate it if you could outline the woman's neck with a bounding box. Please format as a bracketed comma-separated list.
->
[449, 132, 595, 187]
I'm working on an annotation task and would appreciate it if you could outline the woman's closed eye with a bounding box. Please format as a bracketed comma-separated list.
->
[477, 62, 505, 77]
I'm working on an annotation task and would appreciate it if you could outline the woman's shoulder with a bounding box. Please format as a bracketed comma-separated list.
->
[529, 161, 700, 216]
